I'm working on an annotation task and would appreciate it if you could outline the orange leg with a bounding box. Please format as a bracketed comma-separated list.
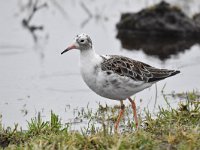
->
[128, 97, 138, 128]
[114, 100, 125, 131]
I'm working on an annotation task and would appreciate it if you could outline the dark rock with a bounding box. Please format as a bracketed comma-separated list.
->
[116, 1, 200, 60]
[117, 1, 200, 38]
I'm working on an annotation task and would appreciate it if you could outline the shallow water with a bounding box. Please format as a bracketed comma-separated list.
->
[0, 0, 200, 129]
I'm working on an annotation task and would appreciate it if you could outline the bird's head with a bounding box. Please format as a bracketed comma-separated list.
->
[61, 33, 93, 55]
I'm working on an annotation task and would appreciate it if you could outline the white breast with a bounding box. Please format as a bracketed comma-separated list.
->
[80, 51, 153, 100]
[80, 49, 104, 95]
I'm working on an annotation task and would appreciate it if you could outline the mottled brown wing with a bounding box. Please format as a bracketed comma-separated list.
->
[101, 55, 180, 83]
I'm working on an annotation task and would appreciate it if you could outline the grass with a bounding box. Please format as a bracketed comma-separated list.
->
[0, 91, 200, 150]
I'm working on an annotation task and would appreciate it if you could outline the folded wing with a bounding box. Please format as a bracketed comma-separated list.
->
[101, 55, 180, 83]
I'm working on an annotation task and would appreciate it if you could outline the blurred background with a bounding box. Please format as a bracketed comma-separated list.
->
[0, 0, 200, 129]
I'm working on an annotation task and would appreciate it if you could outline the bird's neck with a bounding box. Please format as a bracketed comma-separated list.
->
[80, 48, 102, 67]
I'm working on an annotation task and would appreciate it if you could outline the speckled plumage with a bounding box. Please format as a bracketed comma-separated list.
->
[100, 55, 180, 83]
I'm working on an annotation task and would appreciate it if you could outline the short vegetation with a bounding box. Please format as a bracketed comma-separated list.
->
[0, 91, 200, 150]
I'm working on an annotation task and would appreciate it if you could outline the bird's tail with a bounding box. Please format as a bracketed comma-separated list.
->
[148, 70, 180, 82]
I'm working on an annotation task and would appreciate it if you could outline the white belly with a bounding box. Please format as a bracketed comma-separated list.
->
[81, 66, 152, 100]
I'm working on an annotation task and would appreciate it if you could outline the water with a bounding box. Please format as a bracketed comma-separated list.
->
[0, 0, 200, 129]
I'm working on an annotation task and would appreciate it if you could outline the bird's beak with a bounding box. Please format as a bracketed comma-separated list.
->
[61, 44, 77, 55]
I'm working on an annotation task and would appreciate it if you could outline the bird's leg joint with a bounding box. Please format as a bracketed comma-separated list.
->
[121, 104, 125, 109]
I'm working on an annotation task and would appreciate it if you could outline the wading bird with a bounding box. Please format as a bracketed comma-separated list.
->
[61, 33, 180, 130]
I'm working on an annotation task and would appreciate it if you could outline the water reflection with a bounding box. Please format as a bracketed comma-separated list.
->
[80, 1, 108, 28]
[19, 0, 47, 42]
[116, 34, 200, 60]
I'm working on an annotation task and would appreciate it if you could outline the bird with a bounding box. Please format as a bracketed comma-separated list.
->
[61, 33, 180, 131]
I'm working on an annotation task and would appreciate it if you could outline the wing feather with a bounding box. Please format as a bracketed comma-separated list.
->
[101, 55, 180, 83]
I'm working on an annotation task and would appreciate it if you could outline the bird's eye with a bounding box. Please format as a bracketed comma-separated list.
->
[80, 39, 85, 43]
